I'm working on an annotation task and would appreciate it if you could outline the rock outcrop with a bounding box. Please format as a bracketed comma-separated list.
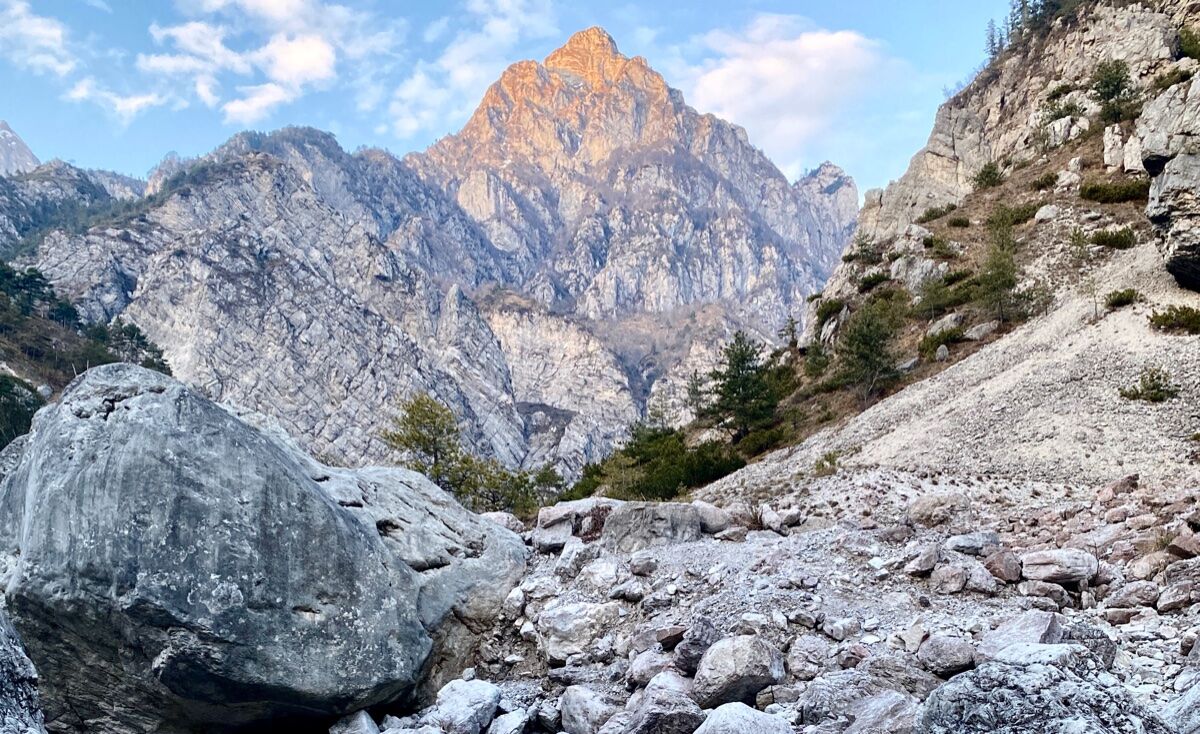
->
[0, 364, 524, 733]
[0, 608, 45, 734]
[0, 121, 38, 176]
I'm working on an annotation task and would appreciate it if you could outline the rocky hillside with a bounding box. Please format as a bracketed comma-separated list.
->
[0, 122, 38, 177]
[15, 30, 855, 477]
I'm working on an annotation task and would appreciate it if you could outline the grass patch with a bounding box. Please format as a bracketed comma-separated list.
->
[987, 202, 1040, 229]
[1149, 305, 1200, 334]
[1080, 178, 1151, 204]
[917, 203, 958, 224]
[947, 216, 971, 228]
[1120, 366, 1180, 403]
[1090, 227, 1137, 250]
[1104, 289, 1140, 309]
[815, 298, 846, 325]
[919, 327, 966, 360]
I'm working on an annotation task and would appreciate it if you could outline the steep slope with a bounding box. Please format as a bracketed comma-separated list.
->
[0, 123, 38, 176]
[26, 27, 854, 477]
[718, 0, 1200, 512]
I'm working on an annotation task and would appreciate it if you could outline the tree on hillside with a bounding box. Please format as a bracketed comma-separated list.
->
[382, 392, 463, 489]
[976, 242, 1019, 322]
[836, 299, 900, 402]
[709, 331, 777, 440]
[777, 315, 800, 363]
[986, 20, 1002, 60]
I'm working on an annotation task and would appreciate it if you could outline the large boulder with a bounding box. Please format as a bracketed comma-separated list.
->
[694, 702, 791, 733]
[690, 636, 785, 708]
[1020, 549, 1098, 584]
[918, 644, 1171, 733]
[600, 503, 704, 553]
[0, 365, 525, 733]
[0, 608, 45, 733]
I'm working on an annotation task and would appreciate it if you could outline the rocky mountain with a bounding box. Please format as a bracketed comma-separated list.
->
[24, 28, 856, 477]
[0, 122, 38, 176]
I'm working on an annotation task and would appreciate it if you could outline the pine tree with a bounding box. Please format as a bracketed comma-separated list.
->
[381, 392, 464, 491]
[836, 300, 900, 402]
[777, 315, 800, 363]
[977, 242, 1019, 323]
[986, 19, 1000, 60]
[708, 331, 777, 440]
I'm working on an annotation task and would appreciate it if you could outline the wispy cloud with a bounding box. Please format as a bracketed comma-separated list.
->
[672, 14, 894, 180]
[388, 0, 558, 139]
[0, 0, 77, 76]
[65, 77, 168, 124]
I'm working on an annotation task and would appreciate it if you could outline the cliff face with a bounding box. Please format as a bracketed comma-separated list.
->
[0, 122, 38, 177]
[25, 28, 856, 476]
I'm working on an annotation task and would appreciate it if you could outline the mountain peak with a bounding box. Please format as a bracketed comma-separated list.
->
[544, 27, 625, 84]
[0, 120, 40, 176]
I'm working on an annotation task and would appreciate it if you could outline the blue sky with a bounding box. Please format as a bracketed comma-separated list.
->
[0, 1, 1008, 194]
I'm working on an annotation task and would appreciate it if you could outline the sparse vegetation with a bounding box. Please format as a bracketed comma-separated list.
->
[1041, 98, 1086, 122]
[1153, 67, 1194, 92]
[973, 162, 1005, 190]
[917, 203, 958, 224]
[923, 235, 957, 260]
[1119, 366, 1180, 403]
[947, 216, 971, 228]
[987, 202, 1040, 229]
[1080, 178, 1151, 204]
[815, 298, 846, 325]
[919, 327, 966, 360]
[0, 376, 43, 449]
[976, 240, 1020, 322]
[1149, 305, 1200, 334]
[1104, 289, 1140, 309]
[812, 451, 840, 477]
[858, 272, 891, 293]
[1090, 227, 1137, 250]
[1030, 172, 1058, 191]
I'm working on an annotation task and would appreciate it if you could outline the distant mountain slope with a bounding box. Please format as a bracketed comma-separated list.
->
[21, 28, 856, 476]
[0, 123, 38, 176]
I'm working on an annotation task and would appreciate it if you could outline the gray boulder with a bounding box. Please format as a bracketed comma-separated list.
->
[561, 685, 616, 734]
[601, 503, 704, 553]
[674, 617, 721, 675]
[916, 635, 975, 677]
[918, 644, 1170, 733]
[0, 608, 45, 734]
[691, 636, 785, 708]
[1163, 682, 1200, 734]
[1020, 549, 1098, 584]
[0, 365, 524, 732]
[975, 610, 1063, 662]
[845, 690, 918, 734]
[694, 702, 791, 733]
[330, 711, 379, 734]
[422, 679, 501, 734]
[616, 671, 705, 734]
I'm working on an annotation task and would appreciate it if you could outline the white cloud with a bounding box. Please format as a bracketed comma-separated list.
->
[221, 81, 294, 123]
[65, 76, 168, 124]
[0, 0, 77, 76]
[255, 33, 336, 87]
[675, 14, 894, 180]
[388, 0, 557, 140]
[83, 0, 113, 12]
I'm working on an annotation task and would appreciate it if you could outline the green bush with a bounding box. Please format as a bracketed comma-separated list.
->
[1119, 365, 1179, 403]
[987, 202, 1040, 229]
[917, 203, 958, 224]
[1153, 67, 1194, 92]
[1150, 305, 1200, 334]
[947, 216, 971, 228]
[922, 235, 957, 260]
[973, 162, 1005, 190]
[1042, 98, 1086, 122]
[1030, 172, 1058, 191]
[812, 451, 840, 477]
[1045, 83, 1075, 102]
[1080, 179, 1151, 203]
[815, 298, 846, 325]
[1092, 59, 1132, 102]
[1104, 289, 1140, 309]
[1100, 98, 1143, 124]
[1181, 26, 1200, 60]
[1090, 227, 1137, 250]
[858, 272, 891, 293]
